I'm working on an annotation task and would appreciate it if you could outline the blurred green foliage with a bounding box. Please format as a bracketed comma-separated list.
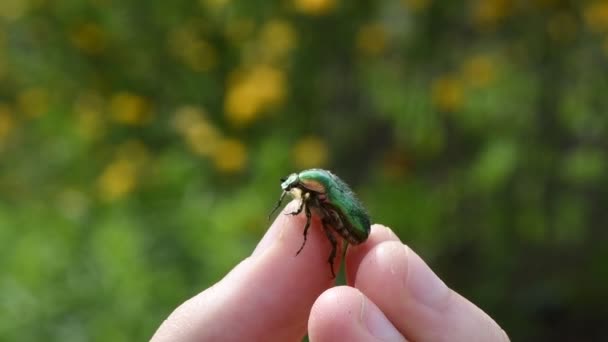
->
[1, 0, 607, 341]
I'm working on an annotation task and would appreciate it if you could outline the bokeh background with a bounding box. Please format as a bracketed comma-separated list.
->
[1, 0, 607, 340]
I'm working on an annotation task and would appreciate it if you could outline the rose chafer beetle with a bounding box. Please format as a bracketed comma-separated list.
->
[269, 169, 371, 278]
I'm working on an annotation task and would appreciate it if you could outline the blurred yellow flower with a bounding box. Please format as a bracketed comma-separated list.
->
[473, 0, 513, 29]
[431, 75, 464, 112]
[211, 138, 247, 173]
[293, 0, 336, 15]
[97, 140, 149, 201]
[17, 87, 49, 118]
[356, 23, 388, 57]
[0, 0, 29, 21]
[0, 104, 15, 147]
[186, 122, 221, 157]
[462, 54, 496, 88]
[70, 23, 106, 55]
[173, 105, 206, 134]
[168, 24, 217, 72]
[401, 0, 431, 11]
[584, 2, 608, 33]
[292, 136, 329, 169]
[109, 92, 152, 125]
[224, 65, 286, 126]
[259, 20, 297, 63]
[98, 158, 138, 201]
[173, 106, 221, 157]
[74, 91, 106, 141]
[547, 12, 577, 43]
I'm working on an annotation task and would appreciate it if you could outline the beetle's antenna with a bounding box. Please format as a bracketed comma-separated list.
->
[268, 191, 287, 221]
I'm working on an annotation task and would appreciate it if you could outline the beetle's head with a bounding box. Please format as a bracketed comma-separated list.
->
[280, 173, 299, 191]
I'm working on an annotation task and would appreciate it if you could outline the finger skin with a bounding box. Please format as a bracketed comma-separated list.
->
[345, 224, 401, 285]
[309, 286, 407, 342]
[352, 238, 509, 342]
[151, 201, 340, 341]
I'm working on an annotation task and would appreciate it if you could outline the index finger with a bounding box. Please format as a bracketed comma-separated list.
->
[152, 200, 339, 342]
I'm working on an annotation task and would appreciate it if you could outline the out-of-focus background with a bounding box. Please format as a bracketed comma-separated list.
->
[1, 0, 607, 340]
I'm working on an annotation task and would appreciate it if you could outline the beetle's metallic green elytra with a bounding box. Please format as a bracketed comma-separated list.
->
[269, 169, 371, 277]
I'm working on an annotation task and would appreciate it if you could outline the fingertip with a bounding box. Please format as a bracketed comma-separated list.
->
[372, 224, 401, 241]
[255, 200, 341, 274]
[268, 200, 342, 280]
[252, 200, 300, 257]
[345, 224, 401, 285]
[308, 286, 362, 341]
[309, 286, 407, 342]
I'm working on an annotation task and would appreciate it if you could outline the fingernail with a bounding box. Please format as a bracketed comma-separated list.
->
[360, 293, 406, 341]
[406, 246, 450, 309]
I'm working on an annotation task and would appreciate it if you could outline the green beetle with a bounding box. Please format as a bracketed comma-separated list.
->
[269, 169, 371, 277]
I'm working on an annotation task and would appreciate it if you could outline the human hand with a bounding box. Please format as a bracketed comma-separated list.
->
[151, 201, 509, 341]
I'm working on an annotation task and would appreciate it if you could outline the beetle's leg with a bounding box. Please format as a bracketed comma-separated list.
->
[268, 191, 287, 220]
[321, 219, 338, 278]
[295, 203, 312, 256]
[287, 193, 307, 216]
